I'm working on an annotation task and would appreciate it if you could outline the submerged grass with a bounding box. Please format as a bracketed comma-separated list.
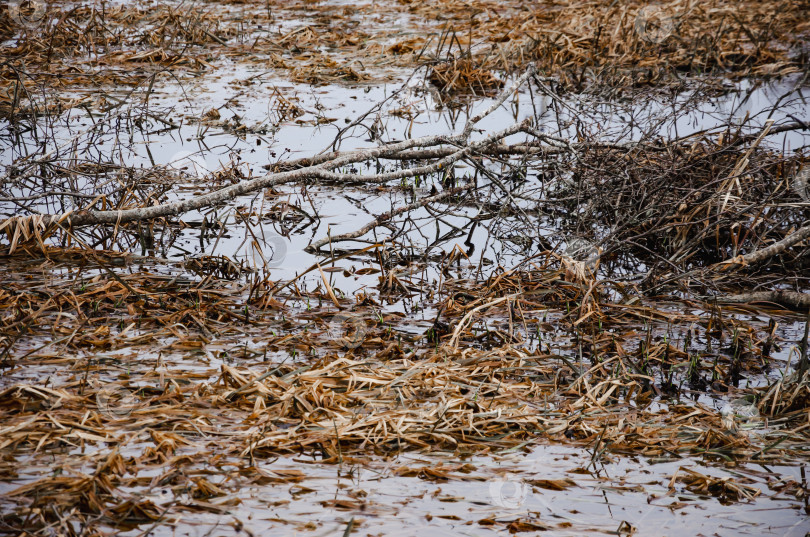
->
[0, 247, 808, 532]
[1, 0, 809, 535]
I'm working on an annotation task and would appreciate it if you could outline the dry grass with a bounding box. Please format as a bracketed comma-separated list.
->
[0, 241, 807, 533]
[1, 1, 809, 534]
[2, 0, 807, 111]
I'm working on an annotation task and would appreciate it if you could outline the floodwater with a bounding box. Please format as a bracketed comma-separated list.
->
[123, 449, 810, 536]
[2, 7, 810, 537]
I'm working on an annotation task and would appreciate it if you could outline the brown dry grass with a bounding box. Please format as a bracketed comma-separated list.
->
[1, 1, 809, 534]
[2, 0, 807, 111]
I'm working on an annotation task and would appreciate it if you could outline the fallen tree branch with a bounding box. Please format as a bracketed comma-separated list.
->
[0, 65, 538, 235]
[307, 185, 473, 251]
[716, 223, 810, 269]
[715, 290, 810, 311]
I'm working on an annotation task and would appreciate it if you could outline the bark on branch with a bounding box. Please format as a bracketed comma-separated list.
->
[307, 185, 473, 251]
[716, 223, 810, 269]
[716, 290, 810, 311]
[0, 65, 538, 235]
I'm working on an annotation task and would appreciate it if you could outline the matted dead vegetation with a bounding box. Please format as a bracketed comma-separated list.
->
[1, 0, 808, 115]
[0, 247, 808, 533]
[1, 1, 810, 535]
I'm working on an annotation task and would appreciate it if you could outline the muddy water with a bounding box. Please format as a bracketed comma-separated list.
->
[121, 452, 809, 536]
[4, 442, 806, 536]
[2, 18, 810, 537]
